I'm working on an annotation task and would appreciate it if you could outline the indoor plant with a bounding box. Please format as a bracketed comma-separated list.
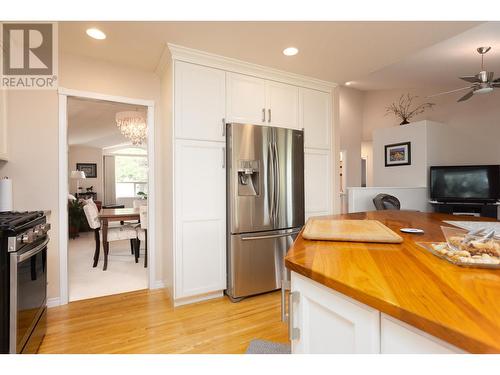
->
[385, 93, 435, 125]
[68, 199, 84, 239]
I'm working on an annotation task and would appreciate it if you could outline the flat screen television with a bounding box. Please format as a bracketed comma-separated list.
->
[430, 165, 500, 203]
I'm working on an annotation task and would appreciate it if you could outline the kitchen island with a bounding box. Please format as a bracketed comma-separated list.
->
[284, 211, 500, 354]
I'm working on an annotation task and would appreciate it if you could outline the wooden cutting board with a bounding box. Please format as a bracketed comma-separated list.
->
[302, 218, 403, 243]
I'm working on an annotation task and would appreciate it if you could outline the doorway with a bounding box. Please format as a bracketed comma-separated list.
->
[58, 88, 155, 305]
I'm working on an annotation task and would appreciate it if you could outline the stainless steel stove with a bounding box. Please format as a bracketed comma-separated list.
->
[0, 211, 50, 354]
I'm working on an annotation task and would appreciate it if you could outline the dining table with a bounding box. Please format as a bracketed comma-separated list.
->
[98, 207, 140, 270]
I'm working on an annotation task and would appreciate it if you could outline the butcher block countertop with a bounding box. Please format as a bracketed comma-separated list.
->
[284, 211, 500, 353]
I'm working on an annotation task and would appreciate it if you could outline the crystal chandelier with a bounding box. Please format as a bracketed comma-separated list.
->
[115, 111, 147, 145]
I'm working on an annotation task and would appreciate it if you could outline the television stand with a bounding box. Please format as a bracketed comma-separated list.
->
[429, 201, 499, 219]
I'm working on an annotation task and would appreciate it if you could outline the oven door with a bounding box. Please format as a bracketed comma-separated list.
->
[10, 236, 48, 354]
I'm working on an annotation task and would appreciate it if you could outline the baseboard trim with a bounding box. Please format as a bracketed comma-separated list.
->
[151, 280, 165, 289]
[174, 290, 224, 307]
[47, 297, 61, 308]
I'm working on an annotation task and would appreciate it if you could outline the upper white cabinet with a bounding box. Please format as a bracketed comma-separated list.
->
[174, 61, 226, 142]
[226, 72, 299, 129]
[266, 81, 299, 129]
[226, 73, 267, 125]
[291, 272, 381, 354]
[0, 90, 7, 160]
[174, 139, 227, 300]
[300, 88, 331, 149]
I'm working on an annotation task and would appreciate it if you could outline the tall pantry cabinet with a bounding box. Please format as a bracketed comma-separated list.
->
[167, 44, 336, 306]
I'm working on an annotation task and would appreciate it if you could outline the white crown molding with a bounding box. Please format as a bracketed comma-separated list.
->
[155, 45, 171, 76]
[167, 43, 337, 93]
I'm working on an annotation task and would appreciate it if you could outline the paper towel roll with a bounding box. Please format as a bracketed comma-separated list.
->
[0, 178, 13, 212]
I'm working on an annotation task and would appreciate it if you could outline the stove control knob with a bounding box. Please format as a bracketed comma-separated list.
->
[21, 232, 35, 244]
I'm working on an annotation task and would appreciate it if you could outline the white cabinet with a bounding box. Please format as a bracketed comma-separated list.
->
[174, 61, 226, 142]
[266, 81, 299, 129]
[304, 148, 332, 219]
[0, 89, 7, 160]
[169, 45, 335, 306]
[381, 314, 464, 354]
[290, 272, 380, 354]
[290, 272, 467, 354]
[300, 88, 330, 149]
[174, 139, 226, 300]
[226, 73, 267, 125]
[226, 72, 299, 129]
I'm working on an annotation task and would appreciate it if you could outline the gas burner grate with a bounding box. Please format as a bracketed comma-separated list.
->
[0, 211, 44, 230]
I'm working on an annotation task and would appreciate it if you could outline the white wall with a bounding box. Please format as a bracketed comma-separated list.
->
[0, 51, 163, 301]
[68, 146, 103, 201]
[359, 87, 500, 188]
[347, 187, 429, 213]
[339, 87, 364, 188]
[373, 121, 429, 187]
[362, 87, 500, 161]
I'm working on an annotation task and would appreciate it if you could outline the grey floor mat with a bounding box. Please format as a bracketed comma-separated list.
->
[245, 339, 291, 354]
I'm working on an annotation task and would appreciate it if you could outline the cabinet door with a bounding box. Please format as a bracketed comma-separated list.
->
[381, 314, 465, 354]
[290, 272, 380, 354]
[299, 88, 331, 149]
[174, 61, 226, 142]
[266, 81, 299, 129]
[174, 140, 226, 299]
[304, 148, 332, 219]
[226, 72, 266, 125]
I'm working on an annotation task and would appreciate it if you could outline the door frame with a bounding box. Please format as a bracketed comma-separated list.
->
[58, 87, 156, 305]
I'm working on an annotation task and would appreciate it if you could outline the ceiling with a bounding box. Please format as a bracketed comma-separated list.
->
[68, 97, 146, 148]
[59, 21, 482, 84]
[351, 22, 500, 90]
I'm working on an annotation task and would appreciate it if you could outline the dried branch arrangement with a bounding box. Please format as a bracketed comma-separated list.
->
[385, 94, 435, 125]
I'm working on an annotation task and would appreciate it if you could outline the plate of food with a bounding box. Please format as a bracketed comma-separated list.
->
[416, 226, 500, 269]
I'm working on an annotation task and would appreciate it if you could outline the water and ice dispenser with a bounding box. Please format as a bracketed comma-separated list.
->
[237, 160, 260, 196]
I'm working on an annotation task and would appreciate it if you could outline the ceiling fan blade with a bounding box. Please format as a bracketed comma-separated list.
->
[493, 77, 500, 83]
[426, 86, 474, 98]
[492, 83, 500, 87]
[460, 75, 480, 83]
[457, 90, 474, 102]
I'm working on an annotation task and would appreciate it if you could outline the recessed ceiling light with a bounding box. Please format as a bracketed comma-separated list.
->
[86, 28, 106, 40]
[345, 81, 353, 86]
[283, 47, 299, 56]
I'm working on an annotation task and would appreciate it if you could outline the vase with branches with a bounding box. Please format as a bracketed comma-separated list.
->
[385, 94, 435, 125]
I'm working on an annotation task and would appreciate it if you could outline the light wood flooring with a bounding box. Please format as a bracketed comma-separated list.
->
[38, 289, 288, 353]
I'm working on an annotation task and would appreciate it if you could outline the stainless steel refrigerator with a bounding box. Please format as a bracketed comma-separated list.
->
[226, 123, 304, 303]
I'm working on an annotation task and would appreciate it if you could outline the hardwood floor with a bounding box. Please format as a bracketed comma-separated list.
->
[38, 289, 289, 354]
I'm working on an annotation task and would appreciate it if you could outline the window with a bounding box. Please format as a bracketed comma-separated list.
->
[115, 154, 148, 198]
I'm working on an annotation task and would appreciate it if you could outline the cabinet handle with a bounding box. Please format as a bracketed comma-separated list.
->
[268, 109, 271, 123]
[262, 108, 266, 123]
[222, 147, 226, 169]
[288, 291, 300, 340]
[222, 118, 226, 137]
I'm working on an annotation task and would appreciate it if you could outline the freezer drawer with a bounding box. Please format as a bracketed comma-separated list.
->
[227, 228, 300, 299]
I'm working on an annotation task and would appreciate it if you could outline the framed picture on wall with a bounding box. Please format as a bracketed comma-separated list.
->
[384, 142, 411, 167]
[76, 163, 97, 178]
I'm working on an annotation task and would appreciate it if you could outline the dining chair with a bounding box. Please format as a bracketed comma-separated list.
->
[134, 205, 148, 268]
[83, 200, 138, 270]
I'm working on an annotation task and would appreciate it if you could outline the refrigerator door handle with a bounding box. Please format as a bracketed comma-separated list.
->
[268, 142, 275, 223]
[240, 229, 301, 241]
[273, 141, 280, 224]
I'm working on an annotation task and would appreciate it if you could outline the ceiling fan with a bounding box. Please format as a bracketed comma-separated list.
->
[428, 46, 500, 102]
